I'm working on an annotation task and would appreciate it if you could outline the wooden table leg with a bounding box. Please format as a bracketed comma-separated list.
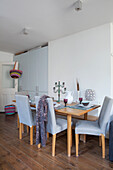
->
[67, 114, 72, 157]
[70, 128, 72, 147]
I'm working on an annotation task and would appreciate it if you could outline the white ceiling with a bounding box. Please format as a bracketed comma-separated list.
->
[0, 0, 113, 54]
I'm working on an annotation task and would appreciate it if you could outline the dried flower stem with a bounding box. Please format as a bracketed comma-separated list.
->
[77, 79, 80, 91]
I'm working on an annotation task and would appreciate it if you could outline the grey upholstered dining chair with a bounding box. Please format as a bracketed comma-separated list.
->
[15, 91, 29, 129]
[16, 95, 36, 145]
[75, 96, 113, 158]
[47, 98, 70, 156]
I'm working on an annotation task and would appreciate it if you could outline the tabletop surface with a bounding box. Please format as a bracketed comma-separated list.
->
[55, 104, 100, 116]
[13, 99, 100, 116]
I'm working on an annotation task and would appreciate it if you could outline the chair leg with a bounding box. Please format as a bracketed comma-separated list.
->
[75, 134, 79, 157]
[30, 126, 33, 145]
[52, 134, 56, 156]
[38, 143, 41, 148]
[47, 132, 49, 139]
[27, 126, 29, 133]
[99, 136, 101, 146]
[17, 114, 20, 129]
[71, 128, 72, 147]
[78, 135, 79, 145]
[83, 134, 86, 143]
[19, 123, 22, 139]
[22, 124, 24, 133]
[101, 134, 105, 158]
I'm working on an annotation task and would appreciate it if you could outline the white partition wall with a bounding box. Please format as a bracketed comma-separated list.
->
[14, 46, 48, 99]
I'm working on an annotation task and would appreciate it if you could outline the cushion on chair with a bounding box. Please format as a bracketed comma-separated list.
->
[55, 118, 72, 134]
[74, 97, 113, 137]
[56, 118, 67, 133]
[75, 120, 103, 136]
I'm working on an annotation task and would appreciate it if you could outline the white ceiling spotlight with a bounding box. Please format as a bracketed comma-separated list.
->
[75, 0, 82, 11]
[22, 27, 30, 35]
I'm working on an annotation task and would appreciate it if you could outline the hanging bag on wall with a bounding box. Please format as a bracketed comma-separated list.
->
[10, 61, 23, 79]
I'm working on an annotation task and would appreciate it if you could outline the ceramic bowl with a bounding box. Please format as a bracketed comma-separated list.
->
[82, 101, 89, 106]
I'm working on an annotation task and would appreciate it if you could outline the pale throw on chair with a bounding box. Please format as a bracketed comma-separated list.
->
[35, 96, 42, 148]
[16, 95, 36, 145]
[75, 96, 113, 158]
[47, 98, 71, 156]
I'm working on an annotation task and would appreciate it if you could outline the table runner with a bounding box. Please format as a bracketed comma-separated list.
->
[55, 104, 97, 110]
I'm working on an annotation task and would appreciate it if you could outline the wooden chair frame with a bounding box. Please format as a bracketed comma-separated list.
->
[75, 134, 105, 158]
[19, 123, 35, 145]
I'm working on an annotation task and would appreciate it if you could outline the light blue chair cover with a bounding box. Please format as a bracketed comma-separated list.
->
[16, 95, 36, 127]
[47, 98, 72, 156]
[47, 98, 68, 135]
[75, 96, 113, 136]
[35, 97, 68, 135]
[35, 96, 40, 111]
[74, 96, 113, 158]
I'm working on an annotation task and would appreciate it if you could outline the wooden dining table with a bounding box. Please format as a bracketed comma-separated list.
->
[13, 99, 100, 157]
[55, 103, 100, 157]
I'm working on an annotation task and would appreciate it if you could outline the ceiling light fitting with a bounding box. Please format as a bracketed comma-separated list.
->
[22, 28, 30, 35]
[75, 0, 82, 11]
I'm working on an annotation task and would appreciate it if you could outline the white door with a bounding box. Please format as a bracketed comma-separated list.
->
[0, 62, 18, 111]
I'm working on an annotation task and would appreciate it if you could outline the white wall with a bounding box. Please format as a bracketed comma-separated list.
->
[0, 51, 14, 89]
[0, 51, 13, 62]
[111, 23, 113, 98]
[14, 47, 48, 100]
[48, 24, 111, 116]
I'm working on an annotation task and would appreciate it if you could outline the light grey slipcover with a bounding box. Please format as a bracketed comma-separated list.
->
[16, 95, 36, 127]
[47, 98, 69, 135]
[75, 96, 113, 136]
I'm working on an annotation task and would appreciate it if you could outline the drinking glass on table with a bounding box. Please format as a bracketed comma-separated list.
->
[64, 99, 68, 107]
[79, 97, 83, 104]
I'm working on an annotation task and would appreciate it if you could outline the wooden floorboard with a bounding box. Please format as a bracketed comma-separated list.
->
[0, 113, 113, 170]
